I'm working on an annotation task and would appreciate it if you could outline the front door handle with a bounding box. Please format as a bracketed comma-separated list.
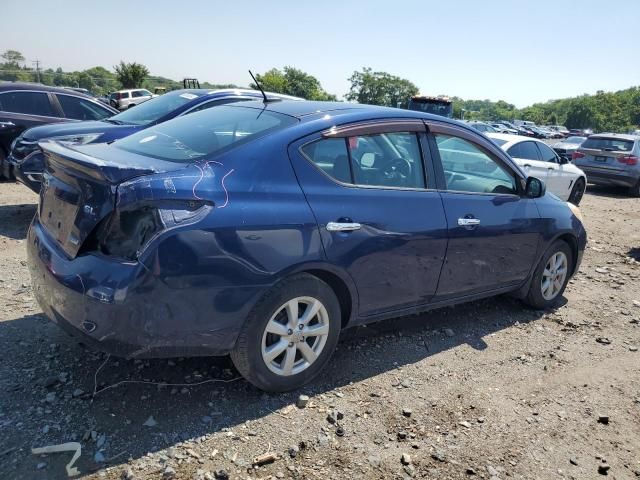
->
[523, 163, 531, 168]
[458, 218, 481, 226]
[0, 121, 15, 128]
[326, 222, 361, 232]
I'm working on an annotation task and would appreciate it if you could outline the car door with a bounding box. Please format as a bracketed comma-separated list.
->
[288, 120, 448, 317]
[507, 140, 549, 183]
[428, 122, 542, 300]
[0, 90, 62, 156]
[535, 141, 572, 200]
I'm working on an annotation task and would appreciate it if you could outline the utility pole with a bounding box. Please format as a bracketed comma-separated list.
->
[32, 60, 41, 83]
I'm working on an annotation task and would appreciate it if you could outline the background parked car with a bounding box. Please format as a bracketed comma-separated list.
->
[518, 125, 540, 138]
[539, 127, 563, 139]
[497, 121, 532, 137]
[28, 100, 586, 391]
[466, 121, 497, 133]
[572, 133, 640, 196]
[0, 82, 117, 179]
[552, 136, 587, 162]
[488, 132, 587, 205]
[490, 122, 518, 134]
[549, 125, 570, 137]
[109, 88, 156, 110]
[9, 88, 302, 192]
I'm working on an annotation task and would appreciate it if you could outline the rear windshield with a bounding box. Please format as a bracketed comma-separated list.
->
[581, 137, 634, 152]
[565, 136, 586, 144]
[111, 90, 204, 125]
[490, 138, 508, 147]
[114, 105, 297, 162]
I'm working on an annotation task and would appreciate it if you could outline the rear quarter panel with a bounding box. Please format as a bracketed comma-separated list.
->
[136, 134, 328, 341]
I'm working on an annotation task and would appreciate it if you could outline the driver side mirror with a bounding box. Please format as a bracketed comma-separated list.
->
[525, 176, 546, 198]
[557, 155, 568, 165]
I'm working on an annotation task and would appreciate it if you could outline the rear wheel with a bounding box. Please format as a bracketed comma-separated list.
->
[523, 240, 573, 309]
[629, 180, 640, 197]
[568, 178, 585, 205]
[230, 274, 341, 392]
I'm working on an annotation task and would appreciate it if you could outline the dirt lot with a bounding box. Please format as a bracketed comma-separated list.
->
[0, 181, 639, 480]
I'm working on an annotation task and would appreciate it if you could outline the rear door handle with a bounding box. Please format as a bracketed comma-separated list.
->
[523, 164, 531, 168]
[458, 218, 481, 226]
[0, 121, 15, 128]
[326, 222, 361, 232]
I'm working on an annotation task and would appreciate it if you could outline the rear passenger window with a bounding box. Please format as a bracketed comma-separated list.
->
[508, 141, 540, 160]
[434, 134, 517, 195]
[0, 91, 55, 116]
[301, 138, 351, 183]
[301, 132, 426, 189]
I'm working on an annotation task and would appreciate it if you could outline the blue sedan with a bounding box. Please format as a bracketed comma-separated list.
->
[28, 100, 587, 391]
[9, 88, 301, 192]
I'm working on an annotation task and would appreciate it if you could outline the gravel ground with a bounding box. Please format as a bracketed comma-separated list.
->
[0, 181, 639, 480]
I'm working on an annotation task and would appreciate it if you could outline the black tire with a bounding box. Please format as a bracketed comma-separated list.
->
[0, 148, 13, 181]
[568, 178, 585, 205]
[230, 273, 341, 392]
[523, 240, 573, 309]
[629, 180, 640, 198]
[0, 148, 5, 180]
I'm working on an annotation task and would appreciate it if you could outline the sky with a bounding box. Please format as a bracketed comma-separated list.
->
[3, 0, 639, 107]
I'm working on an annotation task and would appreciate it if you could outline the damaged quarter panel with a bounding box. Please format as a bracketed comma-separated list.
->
[28, 112, 324, 358]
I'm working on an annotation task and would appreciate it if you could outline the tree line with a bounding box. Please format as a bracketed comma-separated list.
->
[1, 49, 638, 132]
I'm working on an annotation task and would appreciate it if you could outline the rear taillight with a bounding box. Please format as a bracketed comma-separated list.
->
[618, 155, 638, 166]
[572, 151, 585, 160]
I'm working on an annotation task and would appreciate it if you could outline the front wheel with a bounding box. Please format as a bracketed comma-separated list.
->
[523, 240, 573, 309]
[231, 274, 341, 392]
[568, 178, 585, 205]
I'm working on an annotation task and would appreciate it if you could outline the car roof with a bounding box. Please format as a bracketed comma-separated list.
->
[229, 100, 464, 125]
[588, 132, 638, 141]
[0, 81, 95, 97]
[486, 132, 545, 147]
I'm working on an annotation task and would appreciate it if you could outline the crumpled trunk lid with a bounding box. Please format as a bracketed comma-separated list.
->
[38, 141, 183, 258]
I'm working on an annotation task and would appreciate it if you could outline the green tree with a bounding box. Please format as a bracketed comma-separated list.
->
[251, 67, 336, 100]
[346, 67, 419, 107]
[1, 49, 25, 67]
[114, 61, 149, 89]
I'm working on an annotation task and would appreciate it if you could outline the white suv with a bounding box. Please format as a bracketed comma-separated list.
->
[109, 89, 155, 110]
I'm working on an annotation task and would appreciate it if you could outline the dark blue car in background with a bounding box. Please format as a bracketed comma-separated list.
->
[28, 100, 586, 391]
[9, 88, 301, 192]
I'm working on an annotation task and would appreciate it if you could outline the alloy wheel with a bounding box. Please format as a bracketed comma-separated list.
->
[541, 251, 568, 300]
[261, 296, 330, 376]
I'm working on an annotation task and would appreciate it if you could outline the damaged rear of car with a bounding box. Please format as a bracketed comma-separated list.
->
[28, 104, 301, 358]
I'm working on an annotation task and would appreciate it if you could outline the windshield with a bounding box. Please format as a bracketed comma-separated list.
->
[115, 105, 298, 162]
[111, 90, 205, 126]
[581, 137, 634, 152]
[565, 136, 586, 144]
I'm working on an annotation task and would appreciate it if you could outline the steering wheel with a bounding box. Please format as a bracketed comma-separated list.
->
[382, 157, 412, 184]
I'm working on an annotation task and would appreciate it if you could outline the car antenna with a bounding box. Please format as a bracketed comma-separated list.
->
[248, 70, 279, 104]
